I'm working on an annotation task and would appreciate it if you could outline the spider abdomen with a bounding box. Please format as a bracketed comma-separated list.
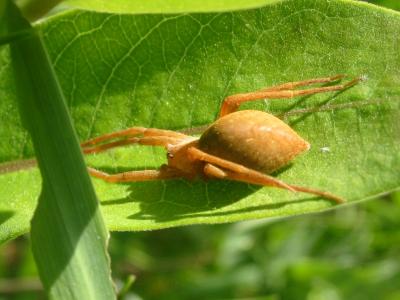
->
[198, 110, 310, 174]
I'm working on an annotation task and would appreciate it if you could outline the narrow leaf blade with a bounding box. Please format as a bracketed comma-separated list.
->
[5, 1, 115, 298]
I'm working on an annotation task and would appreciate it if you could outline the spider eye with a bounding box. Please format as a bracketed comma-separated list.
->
[167, 152, 174, 159]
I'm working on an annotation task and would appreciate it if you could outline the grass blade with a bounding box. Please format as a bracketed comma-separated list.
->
[5, 1, 116, 298]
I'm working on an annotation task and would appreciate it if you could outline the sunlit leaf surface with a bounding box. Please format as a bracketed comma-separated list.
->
[0, 0, 399, 243]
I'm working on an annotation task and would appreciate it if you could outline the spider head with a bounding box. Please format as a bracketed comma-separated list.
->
[166, 139, 202, 176]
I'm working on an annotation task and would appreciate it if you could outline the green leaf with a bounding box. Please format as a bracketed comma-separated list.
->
[15, 0, 63, 22]
[373, 0, 400, 11]
[64, 0, 280, 14]
[4, 0, 115, 298]
[0, 0, 400, 243]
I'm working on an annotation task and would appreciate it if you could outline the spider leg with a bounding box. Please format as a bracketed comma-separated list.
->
[257, 74, 345, 92]
[204, 163, 343, 204]
[83, 136, 184, 154]
[190, 148, 344, 204]
[219, 75, 362, 117]
[188, 147, 295, 191]
[81, 127, 189, 148]
[88, 165, 184, 183]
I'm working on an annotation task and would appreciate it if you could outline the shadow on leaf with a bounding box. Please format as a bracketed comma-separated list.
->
[98, 164, 325, 223]
[0, 210, 14, 226]
[102, 179, 261, 221]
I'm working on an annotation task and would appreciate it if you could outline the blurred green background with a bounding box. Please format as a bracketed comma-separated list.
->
[1, 1, 399, 299]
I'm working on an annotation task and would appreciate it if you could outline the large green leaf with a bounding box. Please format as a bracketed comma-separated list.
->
[0, 0, 399, 243]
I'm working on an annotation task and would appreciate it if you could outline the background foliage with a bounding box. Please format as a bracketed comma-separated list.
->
[0, 0, 399, 299]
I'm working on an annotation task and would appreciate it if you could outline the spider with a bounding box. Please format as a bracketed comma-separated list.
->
[81, 74, 361, 204]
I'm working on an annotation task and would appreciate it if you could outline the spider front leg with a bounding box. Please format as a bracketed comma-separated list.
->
[88, 165, 184, 183]
[81, 127, 189, 148]
[82, 136, 184, 154]
[81, 127, 191, 154]
[219, 75, 361, 117]
[188, 147, 344, 204]
[83, 127, 193, 182]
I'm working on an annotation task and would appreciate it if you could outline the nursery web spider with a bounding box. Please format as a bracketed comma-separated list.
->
[82, 75, 362, 204]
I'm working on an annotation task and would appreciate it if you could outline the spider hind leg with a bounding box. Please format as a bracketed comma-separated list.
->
[219, 75, 362, 117]
[191, 148, 344, 204]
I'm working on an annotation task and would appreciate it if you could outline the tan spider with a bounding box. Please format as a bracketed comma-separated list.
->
[82, 74, 361, 204]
